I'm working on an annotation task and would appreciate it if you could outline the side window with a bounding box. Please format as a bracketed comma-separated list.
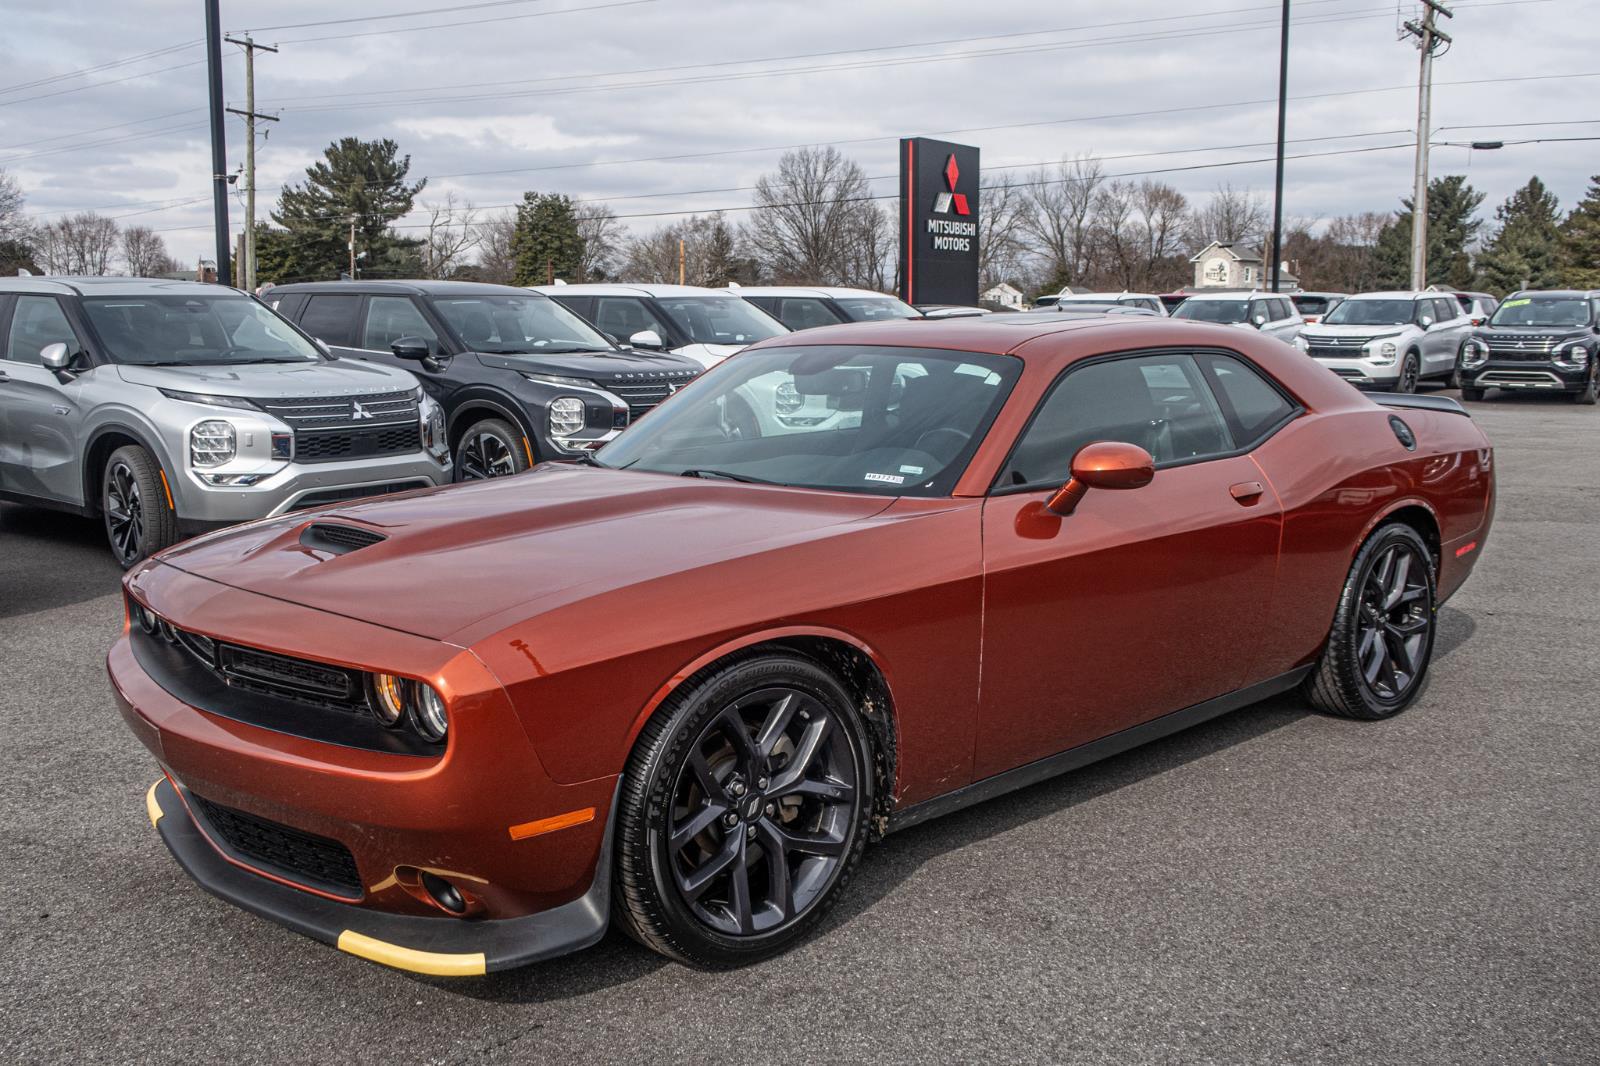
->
[274, 293, 307, 321]
[5, 296, 81, 365]
[1247, 299, 1272, 324]
[1441, 298, 1462, 322]
[1199, 353, 1298, 446]
[552, 295, 594, 321]
[298, 294, 362, 347]
[1276, 298, 1296, 321]
[361, 296, 438, 351]
[998, 353, 1235, 490]
[777, 298, 842, 330]
[593, 297, 670, 341]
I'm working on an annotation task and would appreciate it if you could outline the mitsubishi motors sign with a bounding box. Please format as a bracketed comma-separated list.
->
[899, 137, 980, 306]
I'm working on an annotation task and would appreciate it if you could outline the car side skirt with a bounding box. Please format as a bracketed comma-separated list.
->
[888, 666, 1313, 833]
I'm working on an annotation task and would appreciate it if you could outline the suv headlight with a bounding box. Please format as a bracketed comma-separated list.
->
[550, 397, 586, 435]
[523, 373, 598, 389]
[190, 420, 236, 467]
[160, 388, 261, 411]
[1293, 335, 1309, 351]
[419, 397, 448, 459]
[1555, 343, 1590, 369]
[1372, 340, 1397, 364]
[1461, 338, 1488, 367]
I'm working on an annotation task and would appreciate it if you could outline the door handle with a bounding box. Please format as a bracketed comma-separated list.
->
[1229, 481, 1265, 503]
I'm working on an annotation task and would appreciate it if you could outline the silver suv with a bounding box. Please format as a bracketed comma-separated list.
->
[0, 277, 450, 566]
[1294, 291, 1472, 392]
[1170, 292, 1304, 344]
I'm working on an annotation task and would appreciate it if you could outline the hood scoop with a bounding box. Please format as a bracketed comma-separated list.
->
[300, 523, 386, 556]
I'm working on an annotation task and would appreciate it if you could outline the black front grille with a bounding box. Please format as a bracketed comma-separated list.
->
[191, 793, 363, 896]
[295, 423, 421, 463]
[600, 371, 698, 419]
[259, 390, 418, 429]
[218, 643, 363, 708]
[1307, 346, 1360, 360]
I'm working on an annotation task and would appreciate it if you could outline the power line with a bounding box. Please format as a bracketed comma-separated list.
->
[273, 0, 658, 46]
[0, 40, 201, 98]
[0, 56, 222, 109]
[233, 0, 558, 34]
[0, 121, 211, 167]
[0, 107, 205, 153]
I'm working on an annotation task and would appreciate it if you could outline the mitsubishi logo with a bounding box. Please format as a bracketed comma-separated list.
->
[666, 382, 679, 396]
[931, 153, 970, 216]
[1514, 340, 1525, 349]
[351, 400, 374, 420]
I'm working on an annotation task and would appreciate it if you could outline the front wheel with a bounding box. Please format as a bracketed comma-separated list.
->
[453, 418, 530, 481]
[613, 654, 873, 968]
[1303, 523, 1437, 720]
[1392, 353, 1420, 394]
[102, 445, 179, 569]
[1568, 366, 1597, 405]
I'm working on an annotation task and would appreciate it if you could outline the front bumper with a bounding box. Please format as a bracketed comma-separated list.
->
[110, 563, 617, 974]
[1306, 355, 1401, 387]
[146, 777, 612, 975]
[171, 452, 451, 526]
[1466, 360, 1590, 392]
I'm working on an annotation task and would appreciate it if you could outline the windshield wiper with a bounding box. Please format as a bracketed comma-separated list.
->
[680, 468, 783, 485]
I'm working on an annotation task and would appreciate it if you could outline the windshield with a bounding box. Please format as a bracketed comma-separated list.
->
[655, 296, 786, 345]
[1172, 300, 1248, 324]
[432, 294, 612, 354]
[596, 344, 1021, 496]
[80, 295, 321, 366]
[832, 296, 922, 322]
[1293, 295, 1336, 315]
[1489, 295, 1593, 328]
[1323, 299, 1416, 326]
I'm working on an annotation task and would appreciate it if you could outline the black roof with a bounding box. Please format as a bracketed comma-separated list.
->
[267, 279, 543, 297]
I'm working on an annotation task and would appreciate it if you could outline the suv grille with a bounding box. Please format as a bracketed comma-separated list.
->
[191, 793, 363, 896]
[1304, 335, 1385, 358]
[1484, 335, 1559, 358]
[258, 390, 418, 429]
[294, 423, 421, 463]
[600, 371, 698, 419]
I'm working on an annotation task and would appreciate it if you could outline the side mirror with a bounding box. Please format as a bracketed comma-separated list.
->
[39, 342, 72, 370]
[391, 336, 432, 361]
[1252, 314, 1268, 327]
[1045, 441, 1155, 516]
[314, 338, 332, 356]
[1418, 316, 1434, 330]
[629, 329, 665, 350]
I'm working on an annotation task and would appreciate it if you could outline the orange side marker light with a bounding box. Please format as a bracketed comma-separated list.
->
[508, 807, 595, 841]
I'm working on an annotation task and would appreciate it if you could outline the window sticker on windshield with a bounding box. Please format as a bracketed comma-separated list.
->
[899, 464, 925, 475]
[1503, 298, 1531, 308]
[864, 472, 905, 485]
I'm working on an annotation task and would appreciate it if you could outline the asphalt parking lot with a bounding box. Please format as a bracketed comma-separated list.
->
[1, 389, 1595, 1065]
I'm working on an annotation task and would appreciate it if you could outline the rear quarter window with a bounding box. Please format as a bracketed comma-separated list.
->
[298, 294, 361, 347]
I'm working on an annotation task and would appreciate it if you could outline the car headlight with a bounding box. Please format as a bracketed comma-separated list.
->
[160, 388, 261, 411]
[1293, 335, 1309, 351]
[775, 381, 803, 414]
[523, 373, 598, 389]
[370, 674, 448, 741]
[1556, 343, 1590, 368]
[1461, 338, 1488, 367]
[419, 398, 448, 459]
[550, 397, 585, 435]
[1372, 341, 1397, 364]
[190, 420, 236, 467]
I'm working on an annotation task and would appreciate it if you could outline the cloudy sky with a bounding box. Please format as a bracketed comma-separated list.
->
[2, 0, 1594, 267]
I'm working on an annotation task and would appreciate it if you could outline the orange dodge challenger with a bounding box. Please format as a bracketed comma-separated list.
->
[111, 314, 1494, 975]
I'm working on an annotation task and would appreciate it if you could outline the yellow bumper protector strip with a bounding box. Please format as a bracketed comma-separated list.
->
[146, 781, 164, 827]
[336, 930, 486, 977]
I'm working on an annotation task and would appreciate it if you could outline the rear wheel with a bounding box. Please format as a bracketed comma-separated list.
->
[613, 654, 872, 968]
[453, 418, 529, 481]
[102, 445, 178, 569]
[1303, 523, 1437, 720]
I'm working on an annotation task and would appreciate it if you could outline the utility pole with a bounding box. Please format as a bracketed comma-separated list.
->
[678, 238, 686, 286]
[224, 35, 278, 295]
[348, 216, 358, 278]
[1268, 0, 1290, 293]
[1403, 0, 1454, 290]
[204, 0, 231, 287]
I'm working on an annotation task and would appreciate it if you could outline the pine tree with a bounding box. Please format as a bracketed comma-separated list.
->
[509, 192, 583, 286]
[1475, 177, 1565, 294]
[1371, 175, 1485, 289]
[267, 138, 425, 282]
[1559, 174, 1600, 288]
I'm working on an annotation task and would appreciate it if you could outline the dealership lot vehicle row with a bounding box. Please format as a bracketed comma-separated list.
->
[1, 392, 1594, 1062]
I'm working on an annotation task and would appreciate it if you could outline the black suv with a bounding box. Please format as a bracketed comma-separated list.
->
[1456, 289, 1600, 404]
[268, 281, 702, 477]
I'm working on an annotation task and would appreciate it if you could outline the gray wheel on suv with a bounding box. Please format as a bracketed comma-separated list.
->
[454, 418, 530, 481]
[1393, 352, 1420, 393]
[103, 445, 179, 569]
[1569, 364, 1597, 405]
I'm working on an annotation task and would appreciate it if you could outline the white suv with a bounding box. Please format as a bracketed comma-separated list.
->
[532, 283, 786, 368]
[1170, 292, 1304, 344]
[1053, 291, 1168, 315]
[1295, 291, 1472, 392]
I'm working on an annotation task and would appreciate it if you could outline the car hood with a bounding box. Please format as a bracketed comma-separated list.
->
[1302, 323, 1410, 340]
[154, 464, 895, 642]
[473, 348, 702, 377]
[117, 358, 416, 397]
[1473, 326, 1588, 343]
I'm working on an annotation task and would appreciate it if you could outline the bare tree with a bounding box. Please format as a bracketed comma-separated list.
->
[624, 213, 746, 286]
[1092, 180, 1139, 289]
[470, 210, 517, 284]
[419, 192, 480, 279]
[121, 225, 178, 277]
[1020, 153, 1104, 289]
[1192, 182, 1270, 249]
[979, 172, 1031, 289]
[0, 168, 29, 243]
[37, 211, 120, 275]
[1129, 180, 1190, 290]
[575, 202, 626, 282]
[742, 146, 887, 287]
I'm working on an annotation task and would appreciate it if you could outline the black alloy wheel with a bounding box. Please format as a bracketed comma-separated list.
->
[102, 444, 178, 569]
[614, 654, 873, 967]
[1569, 363, 1598, 405]
[1304, 522, 1437, 719]
[453, 418, 528, 481]
[1394, 353, 1421, 394]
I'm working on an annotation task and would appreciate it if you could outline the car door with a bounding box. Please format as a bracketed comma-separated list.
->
[1430, 297, 1469, 374]
[354, 295, 460, 404]
[974, 349, 1285, 779]
[0, 294, 92, 506]
[591, 296, 675, 348]
[294, 292, 364, 356]
[1267, 298, 1300, 343]
[778, 298, 846, 330]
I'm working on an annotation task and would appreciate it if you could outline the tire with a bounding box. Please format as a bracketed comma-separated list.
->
[453, 418, 530, 481]
[1568, 367, 1597, 405]
[613, 653, 874, 968]
[1392, 352, 1420, 394]
[1303, 523, 1437, 720]
[1460, 387, 1486, 402]
[102, 444, 179, 569]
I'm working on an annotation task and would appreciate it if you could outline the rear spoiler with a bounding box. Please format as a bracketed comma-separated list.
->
[1373, 393, 1471, 418]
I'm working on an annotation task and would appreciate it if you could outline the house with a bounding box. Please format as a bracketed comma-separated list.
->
[1189, 241, 1298, 290]
[981, 282, 1026, 310]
